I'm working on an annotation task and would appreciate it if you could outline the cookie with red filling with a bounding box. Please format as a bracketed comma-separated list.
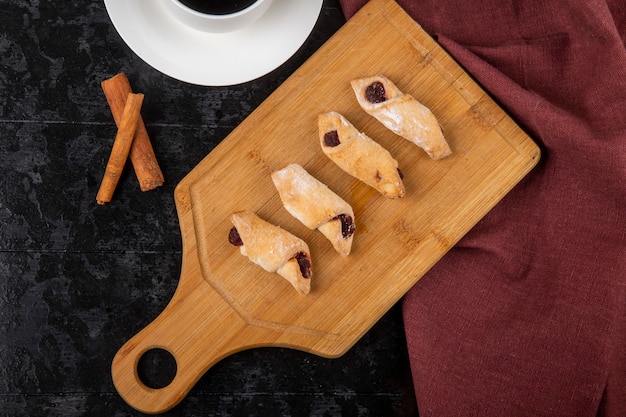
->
[229, 210, 312, 295]
[352, 75, 452, 160]
[272, 164, 356, 256]
[318, 111, 405, 199]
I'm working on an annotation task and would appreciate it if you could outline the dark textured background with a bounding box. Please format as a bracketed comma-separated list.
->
[0, 0, 419, 415]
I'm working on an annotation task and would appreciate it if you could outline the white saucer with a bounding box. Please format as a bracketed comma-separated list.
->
[104, 0, 324, 86]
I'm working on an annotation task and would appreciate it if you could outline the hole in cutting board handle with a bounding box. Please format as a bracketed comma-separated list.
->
[137, 348, 178, 389]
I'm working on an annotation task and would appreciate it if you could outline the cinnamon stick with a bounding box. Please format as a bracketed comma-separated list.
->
[101, 73, 164, 191]
[96, 93, 144, 205]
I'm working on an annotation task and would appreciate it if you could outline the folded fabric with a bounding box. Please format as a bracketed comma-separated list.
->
[339, 1, 626, 416]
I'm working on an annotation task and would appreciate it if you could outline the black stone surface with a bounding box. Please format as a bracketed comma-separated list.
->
[0, 1, 419, 415]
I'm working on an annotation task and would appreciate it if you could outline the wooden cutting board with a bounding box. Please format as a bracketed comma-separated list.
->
[112, 0, 540, 413]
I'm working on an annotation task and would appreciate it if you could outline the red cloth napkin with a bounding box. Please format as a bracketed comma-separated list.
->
[339, 1, 626, 416]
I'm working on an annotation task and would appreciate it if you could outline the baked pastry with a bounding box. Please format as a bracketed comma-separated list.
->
[351, 75, 452, 160]
[318, 111, 405, 199]
[228, 210, 312, 295]
[272, 164, 355, 256]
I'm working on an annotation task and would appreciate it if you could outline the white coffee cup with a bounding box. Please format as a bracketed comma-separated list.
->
[165, 0, 274, 33]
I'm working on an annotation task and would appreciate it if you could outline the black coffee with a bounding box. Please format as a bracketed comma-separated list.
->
[178, 0, 259, 15]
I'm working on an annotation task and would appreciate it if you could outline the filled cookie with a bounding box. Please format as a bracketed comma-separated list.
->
[318, 111, 405, 199]
[351, 75, 452, 160]
[272, 164, 355, 256]
[229, 210, 312, 295]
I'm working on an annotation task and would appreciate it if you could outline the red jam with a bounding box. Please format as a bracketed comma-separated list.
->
[323, 130, 340, 147]
[295, 252, 312, 278]
[228, 227, 243, 246]
[332, 214, 355, 238]
[365, 81, 387, 103]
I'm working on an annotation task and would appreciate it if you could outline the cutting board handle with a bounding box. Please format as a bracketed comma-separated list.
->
[111, 269, 267, 414]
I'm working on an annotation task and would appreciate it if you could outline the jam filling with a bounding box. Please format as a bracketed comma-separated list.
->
[333, 214, 356, 239]
[323, 130, 340, 147]
[228, 227, 243, 246]
[295, 252, 312, 278]
[365, 81, 387, 103]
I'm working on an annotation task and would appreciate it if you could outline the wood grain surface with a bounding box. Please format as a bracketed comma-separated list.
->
[111, 0, 540, 413]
